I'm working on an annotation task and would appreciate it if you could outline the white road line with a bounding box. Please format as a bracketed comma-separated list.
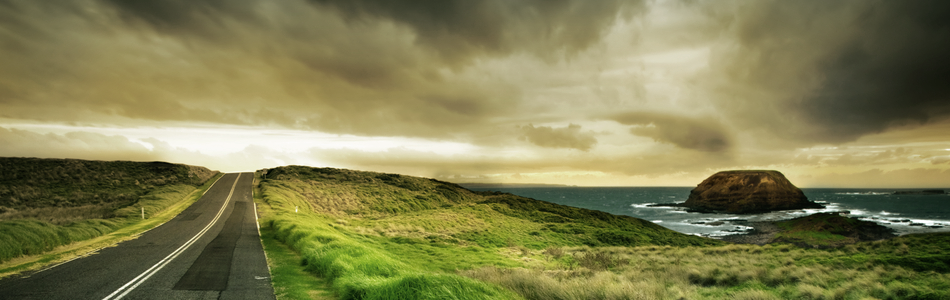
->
[251, 186, 273, 274]
[101, 173, 242, 300]
[28, 174, 227, 278]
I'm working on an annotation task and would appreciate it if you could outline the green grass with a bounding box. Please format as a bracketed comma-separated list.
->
[256, 168, 529, 299]
[0, 157, 219, 265]
[261, 166, 719, 248]
[256, 166, 950, 300]
[255, 166, 724, 299]
[255, 174, 336, 300]
[261, 225, 336, 300]
[0, 171, 223, 277]
[0, 157, 216, 213]
[772, 212, 896, 248]
[0, 184, 196, 263]
[265, 214, 519, 300]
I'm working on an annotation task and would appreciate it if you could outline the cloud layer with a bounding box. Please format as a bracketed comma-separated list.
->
[519, 124, 596, 151]
[702, 0, 950, 145]
[610, 112, 733, 153]
[1, 0, 949, 186]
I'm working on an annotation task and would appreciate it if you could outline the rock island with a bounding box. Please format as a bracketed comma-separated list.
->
[682, 170, 824, 214]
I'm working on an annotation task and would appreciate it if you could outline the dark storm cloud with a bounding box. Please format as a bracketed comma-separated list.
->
[103, 0, 260, 38]
[706, 0, 950, 144]
[309, 0, 644, 64]
[519, 123, 596, 151]
[0, 0, 640, 141]
[610, 112, 733, 153]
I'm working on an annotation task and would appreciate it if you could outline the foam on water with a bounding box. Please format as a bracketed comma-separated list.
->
[468, 186, 950, 238]
[836, 192, 891, 196]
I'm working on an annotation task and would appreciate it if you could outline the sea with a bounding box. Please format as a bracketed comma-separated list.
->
[465, 186, 950, 238]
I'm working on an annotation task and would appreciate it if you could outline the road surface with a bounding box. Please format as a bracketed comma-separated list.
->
[0, 173, 276, 300]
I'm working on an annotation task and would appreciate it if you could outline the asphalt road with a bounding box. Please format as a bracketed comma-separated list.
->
[0, 173, 276, 300]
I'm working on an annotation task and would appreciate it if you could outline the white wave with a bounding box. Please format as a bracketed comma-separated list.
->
[847, 209, 870, 216]
[835, 192, 891, 196]
[652, 220, 663, 223]
[859, 217, 950, 231]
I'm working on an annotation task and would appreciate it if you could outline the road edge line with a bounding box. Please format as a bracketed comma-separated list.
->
[102, 173, 241, 300]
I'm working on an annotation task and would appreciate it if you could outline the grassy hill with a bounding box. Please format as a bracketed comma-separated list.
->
[262, 166, 718, 249]
[256, 166, 722, 299]
[0, 157, 219, 265]
[256, 166, 950, 300]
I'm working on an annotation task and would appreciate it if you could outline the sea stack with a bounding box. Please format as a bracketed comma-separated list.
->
[682, 170, 823, 214]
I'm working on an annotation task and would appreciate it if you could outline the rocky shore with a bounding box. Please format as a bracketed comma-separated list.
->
[719, 213, 896, 248]
[719, 221, 781, 245]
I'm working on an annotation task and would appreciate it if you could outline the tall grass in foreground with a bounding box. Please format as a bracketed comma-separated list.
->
[265, 215, 518, 300]
[260, 180, 518, 300]
[462, 242, 950, 300]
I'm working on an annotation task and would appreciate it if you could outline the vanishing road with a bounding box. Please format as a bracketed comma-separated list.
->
[0, 173, 276, 300]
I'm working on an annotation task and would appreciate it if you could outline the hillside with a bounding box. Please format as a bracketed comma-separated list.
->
[256, 166, 722, 300]
[257, 166, 950, 300]
[0, 157, 216, 223]
[261, 166, 719, 248]
[0, 157, 220, 265]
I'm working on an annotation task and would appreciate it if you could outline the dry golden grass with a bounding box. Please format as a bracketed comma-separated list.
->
[459, 243, 950, 300]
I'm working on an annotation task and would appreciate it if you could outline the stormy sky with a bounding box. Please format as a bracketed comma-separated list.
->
[2, 0, 949, 187]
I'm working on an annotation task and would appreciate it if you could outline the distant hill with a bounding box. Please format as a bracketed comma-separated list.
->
[457, 183, 574, 189]
[0, 157, 217, 222]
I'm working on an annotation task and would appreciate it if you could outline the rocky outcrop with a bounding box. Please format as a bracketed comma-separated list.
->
[682, 170, 823, 214]
[769, 213, 895, 248]
[722, 213, 895, 247]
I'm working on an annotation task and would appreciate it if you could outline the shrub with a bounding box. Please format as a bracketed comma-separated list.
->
[573, 250, 629, 271]
[543, 246, 565, 260]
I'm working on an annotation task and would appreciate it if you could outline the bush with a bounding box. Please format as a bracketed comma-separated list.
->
[543, 246, 565, 260]
[573, 250, 629, 271]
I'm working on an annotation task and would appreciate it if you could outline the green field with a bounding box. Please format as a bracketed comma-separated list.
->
[0, 157, 220, 270]
[255, 166, 950, 300]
